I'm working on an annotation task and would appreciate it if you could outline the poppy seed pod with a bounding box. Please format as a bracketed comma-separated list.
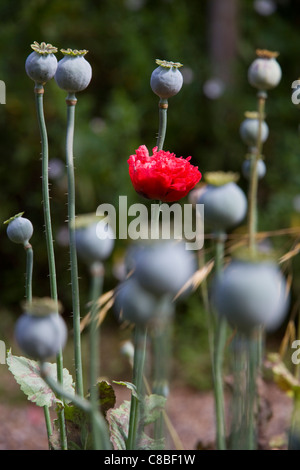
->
[150, 59, 183, 99]
[242, 158, 266, 180]
[55, 48, 92, 93]
[114, 277, 159, 325]
[197, 173, 247, 232]
[15, 299, 67, 360]
[239, 112, 269, 147]
[25, 42, 58, 84]
[211, 258, 290, 333]
[75, 220, 114, 265]
[6, 214, 33, 245]
[248, 50, 281, 90]
[133, 240, 196, 297]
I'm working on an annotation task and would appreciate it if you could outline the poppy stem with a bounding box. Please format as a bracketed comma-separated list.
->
[34, 83, 67, 450]
[157, 98, 168, 150]
[126, 325, 148, 450]
[247, 91, 267, 254]
[89, 261, 105, 450]
[65, 93, 84, 398]
[212, 231, 227, 450]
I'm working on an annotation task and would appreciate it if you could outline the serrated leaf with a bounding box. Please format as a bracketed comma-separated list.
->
[108, 398, 165, 450]
[109, 400, 130, 450]
[113, 380, 139, 399]
[6, 350, 75, 407]
[62, 403, 92, 450]
[98, 380, 116, 416]
[143, 394, 167, 425]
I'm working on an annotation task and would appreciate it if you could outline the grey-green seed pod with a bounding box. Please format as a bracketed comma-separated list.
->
[133, 240, 196, 297]
[25, 42, 58, 84]
[242, 158, 266, 180]
[239, 112, 269, 147]
[55, 48, 92, 93]
[150, 59, 183, 99]
[197, 173, 247, 232]
[75, 221, 114, 265]
[15, 311, 67, 360]
[6, 215, 33, 245]
[248, 49, 281, 91]
[114, 277, 159, 325]
[211, 259, 290, 333]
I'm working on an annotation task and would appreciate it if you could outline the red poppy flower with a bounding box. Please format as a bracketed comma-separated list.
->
[128, 145, 202, 202]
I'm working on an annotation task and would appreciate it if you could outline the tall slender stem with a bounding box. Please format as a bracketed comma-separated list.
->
[65, 93, 84, 397]
[34, 84, 67, 449]
[25, 243, 33, 304]
[24, 241, 52, 447]
[89, 261, 104, 450]
[247, 91, 267, 253]
[212, 231, 227, 450]
[156, 98, 168, 151]
[126, 325, 148, 450]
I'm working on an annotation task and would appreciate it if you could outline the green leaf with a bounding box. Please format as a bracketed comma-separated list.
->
[109, 400, 130, 450]
[108, 397, 166, 451]
[97, 380, 116, 417]
[113, 380, 139, 399]
[143, 394, 167, 425]
[6, 350, 75, 407]
[63, 403, 92, 450]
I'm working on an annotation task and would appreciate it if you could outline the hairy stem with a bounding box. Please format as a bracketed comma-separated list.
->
[34, 84, 67, 449]
[126, 325, 148, 450]
[89, 261, 104, 450]
[65, 93, 84, 397]
[212, 231, 227, 450]
[247, 91, 267, 254]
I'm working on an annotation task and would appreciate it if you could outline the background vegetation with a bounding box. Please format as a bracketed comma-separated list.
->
[1, 0, 300, 389]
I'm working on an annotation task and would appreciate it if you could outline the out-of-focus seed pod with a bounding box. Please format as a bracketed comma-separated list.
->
[133, 240, 196, 297]
[197, 172, 247, 233]
[15, 298, 67, 360]
[239, 111, 269, 147]
[248, 49, 281, 91]
[242, 158, 266, 180]
[211, 257, 290, 333]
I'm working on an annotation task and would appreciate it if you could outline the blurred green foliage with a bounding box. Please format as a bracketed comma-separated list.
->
[1, 0, 300, 387]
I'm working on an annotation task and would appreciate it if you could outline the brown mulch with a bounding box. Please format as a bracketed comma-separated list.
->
[0, 380, 293, 451]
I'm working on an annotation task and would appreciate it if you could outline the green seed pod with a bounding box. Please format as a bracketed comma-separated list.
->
[150, 59, 183, 99]
[197, 172, 247, 232]
[133, 240, 196, 297]
[114, 277, 159, 325]
[6, 214, 33, 245]
[15, 298, 67, 360]
[55, 48, 92, 93]
[25, 42, 58, 84]
[75, 220, 114, 265]
[239, 111, 269, 147]
[248, 49, 281, 91]
[242, 158, 266, 180]
[211, 258, 290, 333]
